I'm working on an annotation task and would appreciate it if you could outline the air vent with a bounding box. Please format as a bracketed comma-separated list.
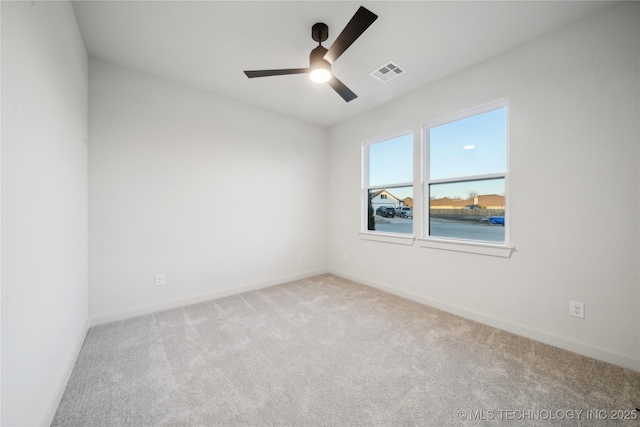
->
[370, 61, 405, 82]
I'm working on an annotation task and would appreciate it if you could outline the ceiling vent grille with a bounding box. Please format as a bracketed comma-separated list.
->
[370, 61, 405, 82]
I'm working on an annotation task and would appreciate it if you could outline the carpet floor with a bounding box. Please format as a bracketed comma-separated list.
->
[53, 274, 639, 426]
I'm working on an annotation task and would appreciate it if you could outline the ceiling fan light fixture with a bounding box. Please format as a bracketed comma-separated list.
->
[310, 68, 331, 83]
[309, 46, 332, 83]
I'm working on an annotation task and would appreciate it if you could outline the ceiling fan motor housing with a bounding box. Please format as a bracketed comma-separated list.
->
[310, 45, 331, 71]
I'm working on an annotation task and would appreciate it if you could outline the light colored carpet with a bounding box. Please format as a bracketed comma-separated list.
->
[53, 274, 639, 426]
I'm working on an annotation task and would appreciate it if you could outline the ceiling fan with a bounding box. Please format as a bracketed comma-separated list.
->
[243, 6, 378, 102]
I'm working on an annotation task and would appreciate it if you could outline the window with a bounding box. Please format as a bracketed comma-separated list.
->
[424, 103, 508, 244]
[363, 132, 413, 236]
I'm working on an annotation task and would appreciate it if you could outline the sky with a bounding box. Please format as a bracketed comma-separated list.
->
[429, 107, 507, 181]
[368, 107, 506, 200]
[369, 133, 413, 187]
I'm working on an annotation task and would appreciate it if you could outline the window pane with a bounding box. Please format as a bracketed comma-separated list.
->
[429, 108, 506, 180]
[368, 186, 413, 234]
[429, 178, 505, 242]
[369, 134, 413, 187]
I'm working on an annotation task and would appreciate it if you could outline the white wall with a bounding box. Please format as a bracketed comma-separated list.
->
[89, 59, 328, 322]
[328, 2, 640, 370]
[1, 2, 89, 426]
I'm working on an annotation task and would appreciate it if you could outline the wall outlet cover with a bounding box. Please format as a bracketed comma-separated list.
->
[569, 300, 584, 319]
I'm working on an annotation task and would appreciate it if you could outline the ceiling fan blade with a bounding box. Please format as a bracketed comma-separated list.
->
[324, 6, 378, 64]
[328, 75, 357, 102]
[244, 68, 310, 78]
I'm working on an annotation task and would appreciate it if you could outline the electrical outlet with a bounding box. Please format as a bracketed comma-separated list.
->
[297, 254, 304, 262]
[569, 301, 584, 318]
[342, 253, 349, 262]
[155, 274, 165, 287]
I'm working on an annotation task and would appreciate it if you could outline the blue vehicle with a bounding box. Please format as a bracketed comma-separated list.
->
[489, 216, 505, 225]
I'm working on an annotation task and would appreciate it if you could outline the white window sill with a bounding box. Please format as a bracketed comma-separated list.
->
[417, 238, 513, 258]
[359, 232, 416, 246]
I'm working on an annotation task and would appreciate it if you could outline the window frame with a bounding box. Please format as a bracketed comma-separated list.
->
[419, 100, 512, 256]
[361, 129, 415, 245]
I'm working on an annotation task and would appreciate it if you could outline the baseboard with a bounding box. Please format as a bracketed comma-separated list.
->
[329, 269, 640, 372]
[40, 318, 91, 427]
[91, 269, 329, 326]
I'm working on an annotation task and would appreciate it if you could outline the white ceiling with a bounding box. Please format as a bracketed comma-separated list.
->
[72, 1, 617, 127]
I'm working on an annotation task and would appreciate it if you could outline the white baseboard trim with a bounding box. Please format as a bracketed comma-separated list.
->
[329, 269, 640, 373]
[91, 269, 329, 326]
[41, 318, 91, 427]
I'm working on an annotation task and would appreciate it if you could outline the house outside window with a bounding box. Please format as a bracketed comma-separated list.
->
[424, 102, 508, 244]
[363, 132, 413, 235]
